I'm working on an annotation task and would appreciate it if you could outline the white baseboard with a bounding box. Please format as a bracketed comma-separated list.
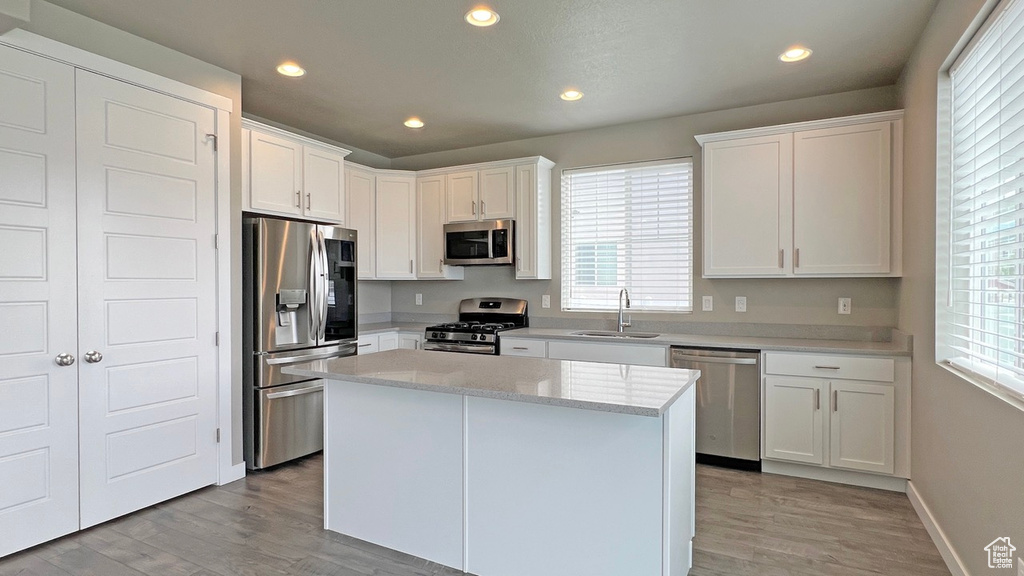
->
[906, 480, 969, 576]
[761, 460, 908, 492]
[218, 462, 246, 486]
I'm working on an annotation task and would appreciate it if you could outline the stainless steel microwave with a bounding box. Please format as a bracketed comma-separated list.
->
[443, 219, 514, 266]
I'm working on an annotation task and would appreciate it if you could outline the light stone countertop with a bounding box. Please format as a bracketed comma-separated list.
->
[283, 349, 699, 417]
[504, 327, 913, 356]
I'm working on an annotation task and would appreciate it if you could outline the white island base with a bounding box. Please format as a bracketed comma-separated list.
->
[322, 374, 695, 576]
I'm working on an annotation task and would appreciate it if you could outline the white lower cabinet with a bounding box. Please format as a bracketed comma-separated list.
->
[358, 331, 421, 354]
[378, 333, 399, 352]
[763, 352, 902, 478]
[500, 337, 547, 358]
[398, 333, 422, 350]
[357, 334, 380, 354]
[546, 341, 667, 367]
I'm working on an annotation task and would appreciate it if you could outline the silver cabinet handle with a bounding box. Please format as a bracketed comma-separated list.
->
[410, 259, 414, 273]
[517, 256, 521, 271]
[84, 350, 103, 364]
[55, 353, 75, 366]
[815, 388, 820, 410]
[481, 200, 486, 214]
[779, 249, 784, 268]
[795, 248, 800, 268]
[296, 190, 301, 207]
[833, 390, 838, 412]
[511, 346, 529, 350]
[439, 258, 444, 271]
[472, 200, 476, 215]
[813, 365, 841, 370]
[358, 343, 372, 347]
[306, 192, 311, 210]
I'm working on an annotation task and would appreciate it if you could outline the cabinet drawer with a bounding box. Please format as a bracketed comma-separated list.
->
[764, 352, 894, 382]
[500, 338, 546, 358]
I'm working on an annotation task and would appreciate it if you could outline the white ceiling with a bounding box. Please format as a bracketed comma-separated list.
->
[45, 0, 938, 158]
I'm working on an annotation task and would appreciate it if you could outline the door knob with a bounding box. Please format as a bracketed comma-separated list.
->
[84, 350, 104, 363]
[54, 353, 75, 366]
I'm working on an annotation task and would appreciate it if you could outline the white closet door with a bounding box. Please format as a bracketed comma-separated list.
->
[75, 70, 219, 527]
[0, 45, 80, 558]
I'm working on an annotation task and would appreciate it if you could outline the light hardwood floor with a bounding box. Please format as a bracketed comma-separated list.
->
[1, 455, 948, 576]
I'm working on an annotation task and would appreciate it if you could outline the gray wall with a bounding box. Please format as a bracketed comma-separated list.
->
[18, 0, 249, 465]
[389, 87, 901, 332]
[897, 0, 1024, 572]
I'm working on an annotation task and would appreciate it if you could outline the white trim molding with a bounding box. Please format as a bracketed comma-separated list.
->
[694, 110, 904, 145]
[906, 480, 969, 576]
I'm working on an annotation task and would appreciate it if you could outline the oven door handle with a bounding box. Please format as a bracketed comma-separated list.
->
[423, 342, 494, 354]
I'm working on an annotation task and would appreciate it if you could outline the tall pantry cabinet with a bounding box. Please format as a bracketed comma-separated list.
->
[0, 40, 227, 557]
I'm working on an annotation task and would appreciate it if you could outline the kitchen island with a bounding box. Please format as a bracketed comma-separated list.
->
[284, 349, 700, 576]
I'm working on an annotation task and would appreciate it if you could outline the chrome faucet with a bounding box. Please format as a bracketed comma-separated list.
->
[617, 288, 631, 332]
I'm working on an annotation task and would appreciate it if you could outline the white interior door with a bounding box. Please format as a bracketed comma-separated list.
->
[0, 44, 80, 557]
[75, 70, 219, 528]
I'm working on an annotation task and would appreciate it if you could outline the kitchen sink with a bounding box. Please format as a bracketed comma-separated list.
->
[570, 330, 661, 339]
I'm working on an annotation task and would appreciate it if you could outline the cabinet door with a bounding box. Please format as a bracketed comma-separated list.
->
[0, 45, 80, 557]
[76, 70, 219, 528]
[829, 381, 894, 474]
[303, 146, 345, 223]
[249, 129, 303, 216]
[375, 175, 417, 279]
[479, 166, 514, 220]
[793, 122, 891, 275]
[346, 168, 375, 279]
[514, 163, 553, 280]
[417, 176, 449, 278]
[703, 134, 792, 277]
[379, 333, 399, 351]
[446, 170, 478, 222]
[500, 338, 546, 358]
[398, 333, 421, 350]
[546, 342, 666, 367]
[763, 376, 824, 465]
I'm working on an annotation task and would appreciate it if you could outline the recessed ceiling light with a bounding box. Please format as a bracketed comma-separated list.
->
[779, 47, 812, 63]
[560, 90, 584, 101]
[465, 7, 499, 27]
[404, 117, 425, 129]
[276, 62, 306, 77]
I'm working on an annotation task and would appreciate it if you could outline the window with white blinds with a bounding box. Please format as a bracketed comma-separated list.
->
[942, 0, 1024, 398]
[560, 158, 693, 312]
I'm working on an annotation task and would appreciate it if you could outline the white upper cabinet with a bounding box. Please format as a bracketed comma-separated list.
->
[375, 174, 417, 279]
[346, 166, 376, 279]
[514, 160, 554, 280]
[243, 119, 350, 223]
[793, 122, 891, 275]
[446, 165, 514, 222]
[417, 174, 464, 280]
[697, 111, 903, 278]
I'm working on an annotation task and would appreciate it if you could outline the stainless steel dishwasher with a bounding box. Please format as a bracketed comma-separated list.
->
[670, 347, 761, 471]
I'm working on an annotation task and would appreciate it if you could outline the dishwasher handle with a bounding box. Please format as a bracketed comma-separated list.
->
[671, 353, 758, 366]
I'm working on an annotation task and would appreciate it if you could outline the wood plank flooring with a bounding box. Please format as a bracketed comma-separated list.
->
[1, 455, 948, 576]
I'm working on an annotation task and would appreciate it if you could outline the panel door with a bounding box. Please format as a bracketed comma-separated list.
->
[249, 128, 302, 217]
[702, 134, 792, 277]
[793, 122, 891, 275]
[75, 70, 219, 528]
[0, 44, 80, 558]
[763, 376, 824, 465]
[345, 167, 375, 279]
[478, 165, 514, 220]
[375, 176, 416, 279]
[446, 170, 478, 222]
[417, 175, 447, 278]
[303, 146, 345, 223]
[378, 333, 399, 352]
[398, 333, 421, 350]
[829, 381, 895, 474]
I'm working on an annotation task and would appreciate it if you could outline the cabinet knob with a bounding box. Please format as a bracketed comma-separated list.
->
[84, 350, 104, 364]
[55, 353, 75, 367]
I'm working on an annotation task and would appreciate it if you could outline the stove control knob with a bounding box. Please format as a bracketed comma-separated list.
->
[431, 332, 437, 338]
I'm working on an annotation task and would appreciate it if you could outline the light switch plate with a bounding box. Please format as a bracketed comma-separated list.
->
[838, 297, 851, 314]
[702, 296, 713, 311]
[415, 293, 423, 306]
[542, 295, 551, 308]
[735, 296, 747, 312]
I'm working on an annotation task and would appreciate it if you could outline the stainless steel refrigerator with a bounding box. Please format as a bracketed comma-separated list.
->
[243, 215, 358, 469]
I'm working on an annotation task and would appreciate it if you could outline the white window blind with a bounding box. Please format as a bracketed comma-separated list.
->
[943, 0, 1024, 398]
[560, 158, 693, 312]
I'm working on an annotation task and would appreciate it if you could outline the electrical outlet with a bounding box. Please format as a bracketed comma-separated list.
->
[735, 296, 747, 312]
[542, 295, 551, 308]
[838, 297, 851, 315]
[415, 293, 422, 306]
[702, 296, 713, 311]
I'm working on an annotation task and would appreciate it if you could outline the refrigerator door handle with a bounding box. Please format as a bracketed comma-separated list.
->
[308, 229, 321, 340]
[317, 230, 328, 341]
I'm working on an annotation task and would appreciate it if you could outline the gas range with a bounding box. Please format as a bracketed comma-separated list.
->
[423, 298, 528, 355]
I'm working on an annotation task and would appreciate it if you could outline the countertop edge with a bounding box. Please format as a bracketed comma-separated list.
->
[284, 363, 696, 417]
